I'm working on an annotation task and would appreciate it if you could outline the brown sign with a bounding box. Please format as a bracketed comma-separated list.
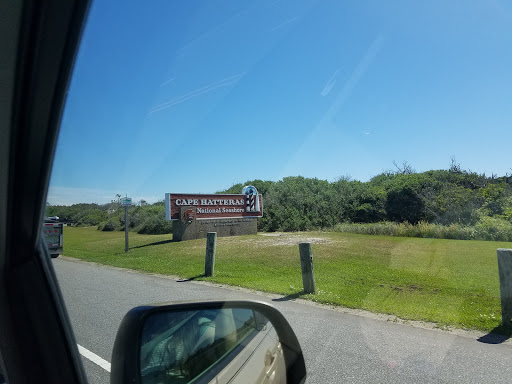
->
[165, 191, 263, 220]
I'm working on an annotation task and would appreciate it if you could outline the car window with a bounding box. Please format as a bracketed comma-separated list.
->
[46, 1, 512, 383]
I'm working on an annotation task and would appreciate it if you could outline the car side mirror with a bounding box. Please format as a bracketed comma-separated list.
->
[110, 300, 307, 384]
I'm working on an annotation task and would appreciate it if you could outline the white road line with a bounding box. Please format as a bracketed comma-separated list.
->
[77, 344, 111, 373]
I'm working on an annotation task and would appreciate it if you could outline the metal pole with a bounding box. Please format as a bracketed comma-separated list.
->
[205, 232, 217, 277]
[299, 242, 316, 294]
[125, 206, 129, 252]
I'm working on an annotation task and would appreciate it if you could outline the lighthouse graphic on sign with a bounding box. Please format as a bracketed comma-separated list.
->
[242, 185, 260, 213]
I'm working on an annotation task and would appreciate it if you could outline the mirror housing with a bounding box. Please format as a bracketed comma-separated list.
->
[110, 300, 306, 384]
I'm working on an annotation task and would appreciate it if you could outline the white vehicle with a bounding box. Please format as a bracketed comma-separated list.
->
[42, 218, 63, 258]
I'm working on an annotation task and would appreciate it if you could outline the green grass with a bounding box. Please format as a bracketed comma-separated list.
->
[62, 227, 512, 332]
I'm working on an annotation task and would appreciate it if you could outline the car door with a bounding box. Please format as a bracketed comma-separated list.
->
[0, 0, 91, 382]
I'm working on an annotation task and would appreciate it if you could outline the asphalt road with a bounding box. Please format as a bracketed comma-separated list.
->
[54, 257, 512, 384]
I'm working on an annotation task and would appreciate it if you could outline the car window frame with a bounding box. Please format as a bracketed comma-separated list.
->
[0, 0, 91, 382]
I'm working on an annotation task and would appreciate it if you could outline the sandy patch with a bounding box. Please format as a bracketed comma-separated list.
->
[219, 232, 333, 247]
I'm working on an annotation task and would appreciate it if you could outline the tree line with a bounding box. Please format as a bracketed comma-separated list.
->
[220, 166, 512, 233]
[47, 164, 512, 237]
[46, 195, 172, 234]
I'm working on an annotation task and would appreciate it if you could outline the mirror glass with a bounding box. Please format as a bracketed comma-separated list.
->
[140, 307, 286, 384]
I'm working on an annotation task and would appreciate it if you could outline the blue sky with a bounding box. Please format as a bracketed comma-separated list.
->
[48, 0, 512, 205]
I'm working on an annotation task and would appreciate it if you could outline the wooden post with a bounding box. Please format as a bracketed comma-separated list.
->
[299, 242, 316, 294]
[497, 249, 512, 327]
[205, 232, 217, 277]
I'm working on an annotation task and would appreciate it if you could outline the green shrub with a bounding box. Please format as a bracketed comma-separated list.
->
[334, 220, 511, 242]
[475, 217, 512, 242]
[97, 217, 120, 231]
[136, 215, 173, 234]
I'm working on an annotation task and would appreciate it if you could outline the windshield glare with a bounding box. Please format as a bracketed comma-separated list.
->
[47, 1, 512, 383]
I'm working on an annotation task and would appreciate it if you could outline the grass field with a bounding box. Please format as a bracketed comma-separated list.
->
[62, 226, 512, 332]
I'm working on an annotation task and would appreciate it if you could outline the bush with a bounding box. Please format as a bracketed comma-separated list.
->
[136, 216, 173, 234]
[333, 220, 510, 242]
[129, 205, 165, 229]
[97, 217, 120, 231]
[475, 217, 512, 242]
